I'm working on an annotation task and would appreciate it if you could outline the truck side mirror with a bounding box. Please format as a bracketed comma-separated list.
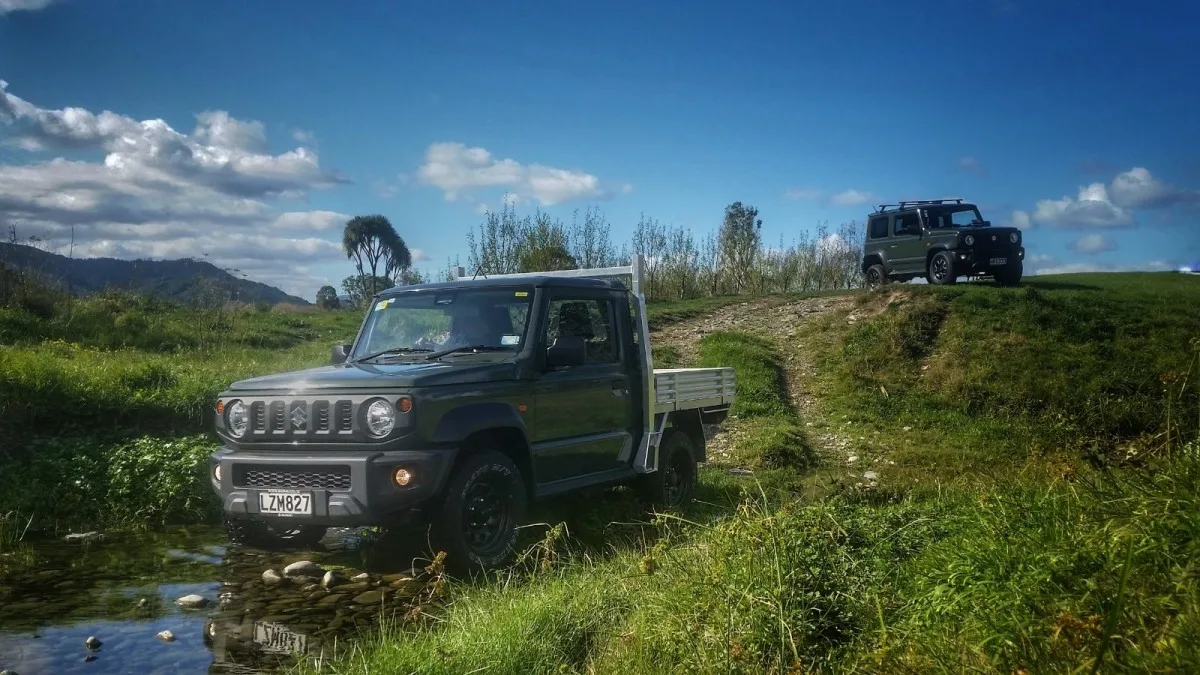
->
[546, 336, 586, 368]
[331, 343, 351, 365]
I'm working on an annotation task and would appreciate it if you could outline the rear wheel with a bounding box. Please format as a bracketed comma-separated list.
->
[864, 263, 888, 288]
[224, 517, 327, 550]
[431, 450, 527, 572]
[994, 261, 1023, 286]
[638, 431, 698, 510]
[927, 251, 958, 285]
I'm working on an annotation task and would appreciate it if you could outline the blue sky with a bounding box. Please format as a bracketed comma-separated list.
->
[2, 0, 1198, 297]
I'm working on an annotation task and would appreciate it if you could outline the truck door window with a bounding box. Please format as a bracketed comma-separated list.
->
[546, 298, 618, 364]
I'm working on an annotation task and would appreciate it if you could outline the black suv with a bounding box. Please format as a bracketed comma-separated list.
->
[860, 198, 1025, 286]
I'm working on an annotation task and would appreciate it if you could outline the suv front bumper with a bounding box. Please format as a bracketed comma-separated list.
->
[209, 446, 456, 527]
[956, 246, 1024, 272]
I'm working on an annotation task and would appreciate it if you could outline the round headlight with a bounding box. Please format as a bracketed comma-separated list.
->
[1010, 232, 1019, 243]
[365, 399, 396, 437]
[226, 400, 248, 438]
[964, 234, 975, 246]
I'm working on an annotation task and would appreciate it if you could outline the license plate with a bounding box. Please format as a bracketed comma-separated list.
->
[254, 621, 308, 654]
[990, 258, 1007, 266]
[257, 491, 312, 515]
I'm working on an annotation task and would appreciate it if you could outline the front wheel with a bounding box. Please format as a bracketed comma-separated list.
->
[431, 450, 527, 572]
[927, 251, 958, 285]
[638, 431, 698, 510]
[994, 261, 1023, 286]
[224, 517, 327, 551]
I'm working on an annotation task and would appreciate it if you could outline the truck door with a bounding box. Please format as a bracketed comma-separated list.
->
[531, 290, 633, 484]
[889, 211, 926, 273]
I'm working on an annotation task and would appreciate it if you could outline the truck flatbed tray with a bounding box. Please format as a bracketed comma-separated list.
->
[653, 367, 736, 414]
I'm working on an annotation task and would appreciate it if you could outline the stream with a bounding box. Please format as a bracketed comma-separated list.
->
[0, 525, 439, 674]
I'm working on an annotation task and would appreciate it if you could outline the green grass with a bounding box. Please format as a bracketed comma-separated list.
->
[308, 272, 1200, 675]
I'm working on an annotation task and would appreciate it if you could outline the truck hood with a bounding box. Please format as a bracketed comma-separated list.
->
[226, 359, 518, 392]
[958, 225, 1022, 239]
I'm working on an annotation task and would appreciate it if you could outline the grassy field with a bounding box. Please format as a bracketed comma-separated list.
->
[303, 272, 1200, 674]
[0, 289, 754, 534]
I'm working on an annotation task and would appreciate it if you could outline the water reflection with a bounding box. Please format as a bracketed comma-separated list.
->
[0, 524, 439, 674]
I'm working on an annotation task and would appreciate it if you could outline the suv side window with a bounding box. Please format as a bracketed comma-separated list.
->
[868, 216, 889, 239]
[545, 297, 618, 364]
[894, 212, 920, 236]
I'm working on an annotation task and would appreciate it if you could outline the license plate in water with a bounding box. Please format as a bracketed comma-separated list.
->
[990, 258, 1007, 265]
[258, 491, 312, 515]
[254, 621, 308, 654]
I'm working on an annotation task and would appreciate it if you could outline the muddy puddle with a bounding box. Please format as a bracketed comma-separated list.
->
[0, 525, 441, 674]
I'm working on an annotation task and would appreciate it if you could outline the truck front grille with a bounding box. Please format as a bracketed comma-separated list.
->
[236, 465, 352, 491]
[243, 397, 356, 439]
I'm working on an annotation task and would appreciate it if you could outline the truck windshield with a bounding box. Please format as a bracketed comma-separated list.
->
[924, 206, 986, 228]
[352, 286, 534, 361]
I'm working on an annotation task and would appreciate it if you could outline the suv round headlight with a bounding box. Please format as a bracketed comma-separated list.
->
[226, 400, 248, 438]
[1010, 232, 1019, 243]
[365, 399, 396, 437]
[964, 234, 975, 246]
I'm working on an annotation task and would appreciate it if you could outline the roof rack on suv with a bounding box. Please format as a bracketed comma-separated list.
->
[873, 198, 966, 213]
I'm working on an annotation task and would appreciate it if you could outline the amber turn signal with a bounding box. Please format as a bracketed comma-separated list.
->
[392, 467, 413, 487]
[397, 396, 413, 414]
[216, 400, 224, 415]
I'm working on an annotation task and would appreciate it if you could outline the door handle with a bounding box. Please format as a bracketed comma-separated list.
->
[611, 381, 627, 397]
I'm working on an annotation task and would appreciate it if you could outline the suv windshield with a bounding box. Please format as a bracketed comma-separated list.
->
[924, 206, 986, 229]
[351, 286, 534, 361]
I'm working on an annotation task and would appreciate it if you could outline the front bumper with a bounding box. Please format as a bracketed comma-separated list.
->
[955, 246, 1024, 273]
[209, 447, 456, 527]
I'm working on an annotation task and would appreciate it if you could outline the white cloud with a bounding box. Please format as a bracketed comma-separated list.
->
[1030, 260, 1174, 276]
[416, 142, 618, 206]
[1027, 253, 1055, 265]
[411, 248, 430, 263]
[1109, 167, 1200, 209]
[829, 189, 877, 207]
[1010, 210, 1032, 231]
[1069, 234, 1116, 255]
[0, 81, 353, 298]
[957, 156, 986, 176]
[783, 187, 822, 201]
[292, 128, 316, 144]
[0, 0, 53, 13]
[1032, 182, 1135, 228]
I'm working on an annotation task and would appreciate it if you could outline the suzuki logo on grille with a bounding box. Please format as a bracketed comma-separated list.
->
[289, 402, 307, 430]
[991, 235, 997, 241]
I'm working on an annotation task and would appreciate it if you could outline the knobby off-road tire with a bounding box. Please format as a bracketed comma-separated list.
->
[638, 430, 698, 510]
[927, 251, 958, 285]
[994, 261, 1023, 287]
[431, 450, 527, 572]
[224, 516, 327, 551]
[864, 263, 888, 289]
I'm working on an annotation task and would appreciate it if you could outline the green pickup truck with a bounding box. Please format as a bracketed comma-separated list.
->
[209, 257, 736, 570]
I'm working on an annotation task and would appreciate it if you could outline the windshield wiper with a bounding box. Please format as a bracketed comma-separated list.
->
[352, 346, 433, 363]
[424, 344, 511, 360]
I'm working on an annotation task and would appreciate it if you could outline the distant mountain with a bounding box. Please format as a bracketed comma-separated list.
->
[0, 242, 310, 306]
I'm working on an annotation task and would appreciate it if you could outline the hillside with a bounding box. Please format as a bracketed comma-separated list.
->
[0, 242, 310, 306]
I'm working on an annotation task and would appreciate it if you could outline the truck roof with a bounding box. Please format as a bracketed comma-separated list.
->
[377, 274, 626, 298]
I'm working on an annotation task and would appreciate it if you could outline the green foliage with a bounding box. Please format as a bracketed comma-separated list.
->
[341, 274, 395, 308]
[316, 284, 340, 309]
[0, 434, 220, 530]
[342, 214, 412, 298]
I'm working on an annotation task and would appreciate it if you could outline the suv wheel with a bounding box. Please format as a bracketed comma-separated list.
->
[994, 261, 1023, 287]
[927, 251, 958, 285]
[432, 450, 527, 572]
[224, 516, 327, 550]
[638, 430, 697, 510]
[864, 263, 888, 288]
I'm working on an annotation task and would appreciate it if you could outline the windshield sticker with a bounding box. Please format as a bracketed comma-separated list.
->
[374, 299, 392, 311]
[514, 291, 528, 297]
[500, 334, 520, 346]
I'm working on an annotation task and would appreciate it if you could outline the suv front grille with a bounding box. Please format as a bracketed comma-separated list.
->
[235, 465, 352, 491]
[243, 398, 356, 439]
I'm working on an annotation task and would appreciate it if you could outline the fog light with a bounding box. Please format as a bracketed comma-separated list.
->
[213, 464, 222, 483]
[392, 467, 413, 487]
